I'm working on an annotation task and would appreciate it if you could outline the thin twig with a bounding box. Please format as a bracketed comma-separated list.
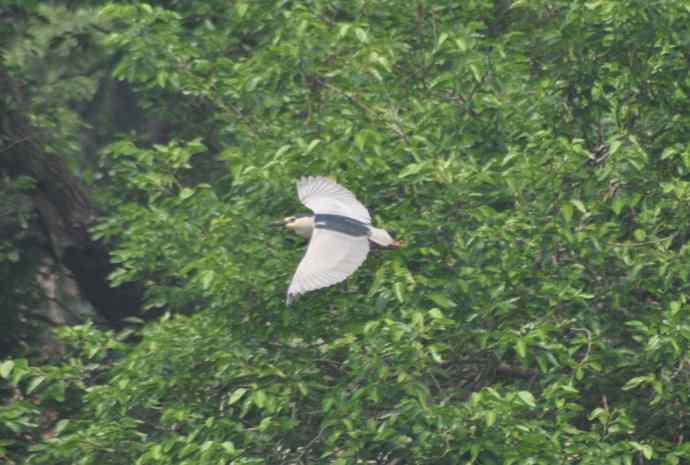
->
[495, 363, 539, 380]
[295, 427, 325, 464]
[0, 136, 32, 153]
[573, 327, 592, 369]
[608, 233, 676, 247]
[318, 79, 372, 117]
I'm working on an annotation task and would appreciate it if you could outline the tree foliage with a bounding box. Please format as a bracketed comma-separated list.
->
[3, 1, 690, 464]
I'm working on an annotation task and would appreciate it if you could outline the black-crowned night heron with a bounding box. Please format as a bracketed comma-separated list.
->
[274, 176, 401, 304]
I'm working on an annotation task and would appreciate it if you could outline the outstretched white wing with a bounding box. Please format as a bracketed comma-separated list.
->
[287, 228, 370, 304]
[297, 177, 371, 224]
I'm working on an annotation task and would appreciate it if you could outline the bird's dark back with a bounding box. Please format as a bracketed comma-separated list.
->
[314, 214, 370, 237]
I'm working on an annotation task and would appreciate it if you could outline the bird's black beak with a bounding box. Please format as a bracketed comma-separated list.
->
[269, 220, 285, 227]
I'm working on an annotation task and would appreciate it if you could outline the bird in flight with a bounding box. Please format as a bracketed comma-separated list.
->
[273, 177, 400, 304]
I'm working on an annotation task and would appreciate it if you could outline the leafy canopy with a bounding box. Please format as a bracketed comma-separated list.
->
[3, 1, 690, 464]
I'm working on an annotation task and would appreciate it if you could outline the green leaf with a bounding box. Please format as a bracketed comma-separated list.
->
[27, 376, 46, 394]
[517, 391, 536, 407]
[337, 24, 351, 39]
[515, 339, 527, 359]
[612, 196, 625, 215]
[355, 27, 368, 43]
[322, 397, 334, 413]
[436, 32, 449, 49]
[393, 283, 404, 303]
[228, 388, 247, 405]
[246, 76, 262, 91]
[588, 407, 609, 423]
[630, 442, 653, 460]
[622, 376, 653, 390]
[200, 270, 215, 290]
[54, 419, 70, 435]
[275, 145, 291, 157]
[428, 345, 444, 363]
[0, 360, 14, 379]
[429, 293, 456, 309]
[253, 390, 267, 408]
[561, 203, 573, 224]
[304, 139, 321, 155]
[398, 163, 424, 178]
[608, 139, 623, 156]
[44, 382, 65, 402]
[570, 199, 587, 214]
[470, 443, 480, 462]
[428, 308, 444, 320]
[485, 410, 496, 427]
[470, 64, 481, 82]
[236, 2, 248, 17]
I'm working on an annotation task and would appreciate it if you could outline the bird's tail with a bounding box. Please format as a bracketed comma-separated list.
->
[368, 227, 399, 247]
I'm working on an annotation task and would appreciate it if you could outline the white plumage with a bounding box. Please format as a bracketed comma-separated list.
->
[286, 229, 370, 304]
[279, 176, 400, 304]
[297, 176, 371, 224]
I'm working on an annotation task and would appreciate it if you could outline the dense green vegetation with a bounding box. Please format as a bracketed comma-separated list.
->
[3, 1, 690, 463]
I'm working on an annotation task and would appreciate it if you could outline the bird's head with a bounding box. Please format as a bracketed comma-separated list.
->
[270, 213, 314, 237]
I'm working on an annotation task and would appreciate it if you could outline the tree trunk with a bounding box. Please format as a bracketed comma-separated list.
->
[0, 65, 143, 326]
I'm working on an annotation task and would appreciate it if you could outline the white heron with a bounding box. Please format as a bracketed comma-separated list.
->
[273, 177, 401, 304]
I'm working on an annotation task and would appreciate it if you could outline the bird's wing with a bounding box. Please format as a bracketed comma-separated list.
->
[297, 176, 371, 224]
[287, 228, 370, 304]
